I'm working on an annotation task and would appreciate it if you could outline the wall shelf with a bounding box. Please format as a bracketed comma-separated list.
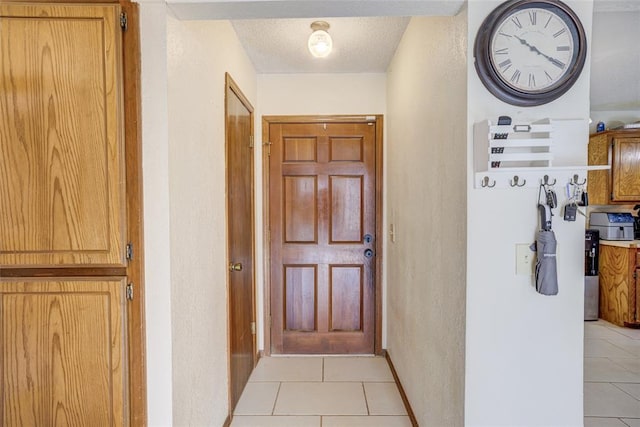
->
[474, 118, 595, 189]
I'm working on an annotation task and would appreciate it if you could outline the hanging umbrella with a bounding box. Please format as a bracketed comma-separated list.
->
[530, 204, 558, 296]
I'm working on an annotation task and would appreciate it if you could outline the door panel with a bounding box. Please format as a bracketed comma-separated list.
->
[329, 265, 363, 331]
[330, 176, 363, 243]
[225, 75, 255, 412]
[0, 278, 127, 426]
[270, 121, 376, 354]
[0, 4, 126, 267]
[284, 265, 317, 331]
[612, 137, 640, 201]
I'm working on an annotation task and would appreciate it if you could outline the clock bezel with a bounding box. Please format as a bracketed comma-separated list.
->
[474, 0, 587, 107]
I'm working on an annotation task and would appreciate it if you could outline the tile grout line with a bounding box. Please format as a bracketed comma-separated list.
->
[602, 339, 638, 358]
[605, 357, 640, 379]
[271, 381, 282, 416]
[619, 417, 633, 427]
[362, 382, 371, 416]
[610, 381, 640, 402]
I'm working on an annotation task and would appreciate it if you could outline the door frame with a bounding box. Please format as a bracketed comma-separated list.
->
[225, 73, 257, 415]
[261, 115, 384, 356]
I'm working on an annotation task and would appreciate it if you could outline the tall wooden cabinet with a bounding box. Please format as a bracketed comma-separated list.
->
[588, 129, 640, 204]
[0, 3, 143, 425]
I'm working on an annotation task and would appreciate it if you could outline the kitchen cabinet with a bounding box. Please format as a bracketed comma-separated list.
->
[588, 129, 640, 204]
[598, 240, 640, 328]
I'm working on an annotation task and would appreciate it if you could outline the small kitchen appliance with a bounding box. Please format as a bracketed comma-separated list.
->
[584, 229, 599, 321]
[589, 212, 635, 241]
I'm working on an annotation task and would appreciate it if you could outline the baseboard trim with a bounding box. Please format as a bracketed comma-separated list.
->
[384, 350, 419, 427]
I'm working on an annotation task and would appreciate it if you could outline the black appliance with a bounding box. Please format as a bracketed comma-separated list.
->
[584, 229, 599, 321]
[634, 205, 640, 240]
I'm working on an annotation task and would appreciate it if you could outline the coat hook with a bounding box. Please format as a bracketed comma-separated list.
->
[482, 176, 496, 188]
[510, 175, 526, 187]
[571, 174, 586, 185]
[542, 175, 556, 186]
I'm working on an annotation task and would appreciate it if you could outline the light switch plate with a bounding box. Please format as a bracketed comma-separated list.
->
[516, 244, 533, 275]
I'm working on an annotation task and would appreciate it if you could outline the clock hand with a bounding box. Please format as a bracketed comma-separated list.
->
[513, 35, 566, 69]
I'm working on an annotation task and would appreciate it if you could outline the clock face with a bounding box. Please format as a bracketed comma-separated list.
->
[474, 0, 587, 106]
[490, 7, 576, 93]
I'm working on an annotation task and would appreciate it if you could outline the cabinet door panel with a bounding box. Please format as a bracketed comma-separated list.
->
[0, 4, 126, 267]
[0, 278, 128, 426]
[612, 137, 640, 201]
[587, 133, 610, 205]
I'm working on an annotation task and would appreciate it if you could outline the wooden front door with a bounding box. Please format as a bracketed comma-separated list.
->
[268, 119, 378, 354]
[225, 74, 256, 412]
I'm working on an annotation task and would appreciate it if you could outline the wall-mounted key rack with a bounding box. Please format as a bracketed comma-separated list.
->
[473, 118, 608, 189]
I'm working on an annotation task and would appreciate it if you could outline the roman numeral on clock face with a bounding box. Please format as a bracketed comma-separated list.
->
[499, 58, 512, 72]
[512, 16, 522, 28]
[510, 69, 521, 84]
[553, 28, 567, 38]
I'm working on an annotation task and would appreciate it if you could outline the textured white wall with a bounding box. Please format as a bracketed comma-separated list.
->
[256, 73, 387, 351]
[167, 17, 257, 426]
[590, 11, 640, 111]
[465, 1, 593, 426]
[385, 14, 467, 426]
[139, 3, 173, 426]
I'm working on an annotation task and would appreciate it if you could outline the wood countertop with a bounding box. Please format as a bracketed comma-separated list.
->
[599, 240, 640, 248]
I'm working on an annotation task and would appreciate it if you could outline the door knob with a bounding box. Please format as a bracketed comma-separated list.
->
[229, 262, 243, 272]
[364, 249, 374, 258]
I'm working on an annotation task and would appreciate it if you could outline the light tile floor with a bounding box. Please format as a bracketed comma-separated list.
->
[231, 356, 411, 427]
[585, 320, 640, 427]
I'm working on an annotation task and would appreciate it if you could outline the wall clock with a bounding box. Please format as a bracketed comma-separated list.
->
[474, 0, 587, 107]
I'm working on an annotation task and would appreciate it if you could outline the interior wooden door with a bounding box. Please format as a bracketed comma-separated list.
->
[269, 121, 376, 354]
[0, 3, 126, 268]
[225, 74, 256, 412]
[0, 278, 128, 426]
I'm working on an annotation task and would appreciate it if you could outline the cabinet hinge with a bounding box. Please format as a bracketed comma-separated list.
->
[251, 322, 256, 335]
[263, 141, 272, 156]
[249, 135, 254, 149]
[126, 243, 133, 261]
[126, 283, 134, 301]
[120, 12, 128, 31]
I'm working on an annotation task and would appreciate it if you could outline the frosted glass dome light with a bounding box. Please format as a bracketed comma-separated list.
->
[308, 21, 333, 58]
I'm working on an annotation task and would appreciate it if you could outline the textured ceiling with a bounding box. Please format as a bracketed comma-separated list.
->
[231, 17, 410, 73]
[168, 0, 465, 20]
[166, 0, 640, 109]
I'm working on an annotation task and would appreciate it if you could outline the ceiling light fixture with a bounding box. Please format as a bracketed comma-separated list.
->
[308, 21, 332, 58]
